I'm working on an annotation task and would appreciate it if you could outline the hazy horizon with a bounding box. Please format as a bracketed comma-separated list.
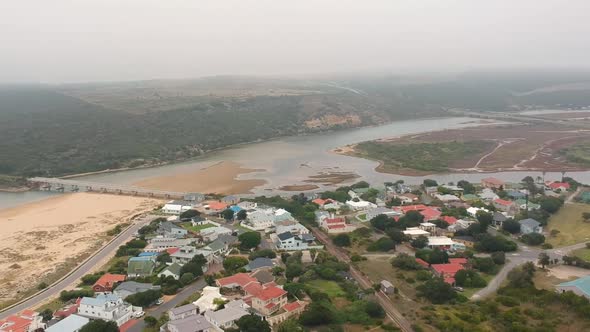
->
[3, 0, 590, 84]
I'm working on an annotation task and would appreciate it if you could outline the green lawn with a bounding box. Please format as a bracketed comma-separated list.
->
[462, 273, 494, 298]
[306, 280, 345, 298]
[547, 203, 590, 247]
[180, 222, 216, 232]
[574, 248, 590, 261]
[357, 213, 367, 221]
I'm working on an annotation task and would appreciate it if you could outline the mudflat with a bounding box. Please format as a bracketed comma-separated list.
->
[0, 193, 162, 306]
[133, 161, 266, 195]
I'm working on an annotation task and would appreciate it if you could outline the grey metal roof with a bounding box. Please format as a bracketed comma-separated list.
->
[169, 303, 196, 317]
[46, 314, 89, 332]
[247, 257, 274, 271]
[115, 281, 160, 293]
[277, 231, 294, 241]
[168, 314, 213, 332]
[518, 218, 541, 228]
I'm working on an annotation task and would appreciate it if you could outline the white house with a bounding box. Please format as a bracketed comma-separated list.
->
[77, 294, 135, 326]
[365, 207, 400, 221]
[193, 286, 226, 313]
[275, 232, 322, 251]
[467, 207, 489, 217]
[200, 226, 233, 242]
[434, 194, 460, 203]
[402, 227, 430, 239]
[45, 314, 89, 332]
[162, 200, 194, 215]
[274, 209, 294, 223]
[345, 199, 377, 211]
[245, 210, 275, 230]
[144, 237, 193, 252]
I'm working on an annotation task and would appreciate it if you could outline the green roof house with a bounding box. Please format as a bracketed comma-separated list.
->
[556, 276, 590, 299]
[127, 256, 156, 278]
[158, 263, 182, 280]
[515, 199, 540, 211]
[461, 194, 479, 202]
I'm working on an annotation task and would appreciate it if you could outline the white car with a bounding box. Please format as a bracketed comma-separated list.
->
[133, 311, 145, 318]
[156, 298, 164, 305]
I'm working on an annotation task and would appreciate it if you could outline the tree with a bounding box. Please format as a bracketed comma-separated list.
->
[391, 253, 422, 270]
[144, 316, 158, 327]
[538, 252, 551, 269]
[40, 309, 53, 321]
[457, 180, 475, 194]
[502, 219, 521, 234]
[180, 254, 207, 277]
[423, 179, 438, 187]
[125, 289, 161, 307]
[454, 270, 487, 288]
[235, 314, 271, 332]
[475, 234, 517, 252]
[370, 214, 392, 231]
[285, 263, 304, 279]
[332, 233, 351, 247]
[237, 209, 248, 220]
[276, 319, 304, 332]
[386, 228, 406, 243]
[239, 232, 261, 249]
[416, 278, 456, 304]
[411, 235, 429, 249]
[180, 209, 200, 219]
[365, 301, 385, 318]
[223, 256, 249, 273]
[428, 248, 449, 264]
[249, 249, 277, 260]
[283, 282, 305, 298]
[540, 197, 564, 214]
[521, 233, 545, 246]
[491, 252, 506, 265]
[180, 272, 195, 285]
[433, 219, 449, 229]
[367, 237, 395, 252]
[507, 262, 535, 288]
[472, 257, 496, 273]
[299, 301, 335, 326]
[222, 208, 235, 221]
[80, 319, 119, 332]
[476, 211, 493, 227]
[157, 252, 172, 263]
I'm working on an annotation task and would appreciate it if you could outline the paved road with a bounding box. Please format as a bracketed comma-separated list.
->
[0, 215, 157, 320]
[472, 240, 587, 300]
[311, 228, 414, 332]
[127, 278, 207, 332]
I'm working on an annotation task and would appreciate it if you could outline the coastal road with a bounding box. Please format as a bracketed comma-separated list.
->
[0, 215, 157, 320]
[311, 228, 414, 332]
[127, 278, 207, 332]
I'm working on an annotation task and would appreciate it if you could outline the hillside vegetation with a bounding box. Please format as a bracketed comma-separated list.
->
[2, 71, 590, 177]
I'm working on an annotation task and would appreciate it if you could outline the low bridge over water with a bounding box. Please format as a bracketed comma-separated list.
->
[28, 177, 187, 199]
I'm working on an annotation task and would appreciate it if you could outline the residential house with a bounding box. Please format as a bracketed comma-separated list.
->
[245, 210, 275, 231]
[158, 263, 182, 280]
[519, 218, 543, 234]
[440, 216, 458, 226]
[323, 201, 343, 211]
[467, 206, 489, 217]
[515, 199, 541, 211]
[45, 314, 88, 332]
[166, 314, 214, 332]
[274, 209, 294, 223]
[200, 226, 232, 242]
[402, 227, 430, 239]
[320, 217, 354, 234]
[275, 232, 321, 251]
[556, 276, 590, 299]
[171, 246, 214, 267]
[315, 210, 330, 224]
[434, 194, 461, 203]
[222, 195, 240, 205]
[427, 236, 463, 251]
[158, 221, 188, 239]
[419, 222, 437, 233]
[168, 304, 197, 321]
[447, 219, 475, 233]
[113, 281, 161, 299]
[493, 198, 518, 215]
[396, 193, 419, 204]
[194, 286, 227, 313]
[251, 286, 288, 316]
[492, 211, 508, 228]
[276, 223, 310, 236]
[365, 207, 400, 220]
[505, 190, 527, 200]
[420, 207, 442, 221]
[246, 257, 275, 272]
[431, 259, 468, 285]
[479, 188, 499, 201]
[548, 182, 570, 192]
[127, 256, 156, 278]
[0, 310, 46, 332]
[77, 294, 134, 326]
[183, 193, 205, 203]
[203, 234, 238, 256]
[92, 273, 126, 293]
[162, 201, 193, 215]
[205, 201, 229, 215]
[216, 273, 258, 290]
[481, 177, 505, 190]
[144, 237, 193, 253]
[237, 201, 257, 210]
[345, 199, 377, 211]
[204, 300, 249, 330]
[380, 280, 395, 294]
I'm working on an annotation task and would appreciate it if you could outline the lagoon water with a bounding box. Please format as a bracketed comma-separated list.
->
[2, 116, 590, 209]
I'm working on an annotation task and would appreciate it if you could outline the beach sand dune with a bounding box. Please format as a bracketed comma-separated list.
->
[0, 193, 162, 306]
[133, 161, 266, 195]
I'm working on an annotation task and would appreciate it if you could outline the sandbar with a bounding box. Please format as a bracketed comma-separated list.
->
[133, 161, 266, 195]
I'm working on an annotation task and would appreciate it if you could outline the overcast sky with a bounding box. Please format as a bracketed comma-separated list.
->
[2, 0, 589, 83]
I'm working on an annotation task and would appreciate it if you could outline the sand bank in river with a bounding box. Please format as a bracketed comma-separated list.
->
[0, 193, 162, 306]
[133, 161, 266, 195]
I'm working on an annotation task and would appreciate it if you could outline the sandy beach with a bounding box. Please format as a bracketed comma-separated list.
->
[133, 161, 266, 195]
[0, 193, 162, 306]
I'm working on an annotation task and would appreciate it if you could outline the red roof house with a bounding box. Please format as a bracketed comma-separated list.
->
[548, 182, 570, 191]
[216, 273, 258, 289]
[208, 201, 228, 211]
[400, 204, 428, 213]
[420, 207, 442, 221]
[440, 216, 457, 225]
[92, 273, 126, 292]
[0, 311, 43, 332]
[415, 258, 430, 268]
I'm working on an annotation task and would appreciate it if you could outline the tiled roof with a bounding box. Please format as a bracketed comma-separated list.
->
[431, 263, 464, 275]
[449, 258, 468, 265]
[415, 258, 429, 267]
[420, 207, 441, 220]
[243, 282, 264, 297]
[217, 273, 257, 288]
[208, 201, 228, 210]
[493, 198, 513, 206]
[93, 273, 126, 289]
[283, 301, 302, 312]
[400, 205, 428, 213]
[325, 218, 345, 224]
[256, 286, 287, 301]
[440, 216, 457, 225]
[549, 182, 570, 189]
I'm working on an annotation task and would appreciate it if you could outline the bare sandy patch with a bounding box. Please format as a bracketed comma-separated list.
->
[133, 161, 266, 195]
[0, 193, 162, 305]
[547, 265, 590, 280]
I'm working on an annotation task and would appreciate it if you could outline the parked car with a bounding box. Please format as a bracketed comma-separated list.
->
[156, 298, 164, 305]
[133, 311, 145, 318]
